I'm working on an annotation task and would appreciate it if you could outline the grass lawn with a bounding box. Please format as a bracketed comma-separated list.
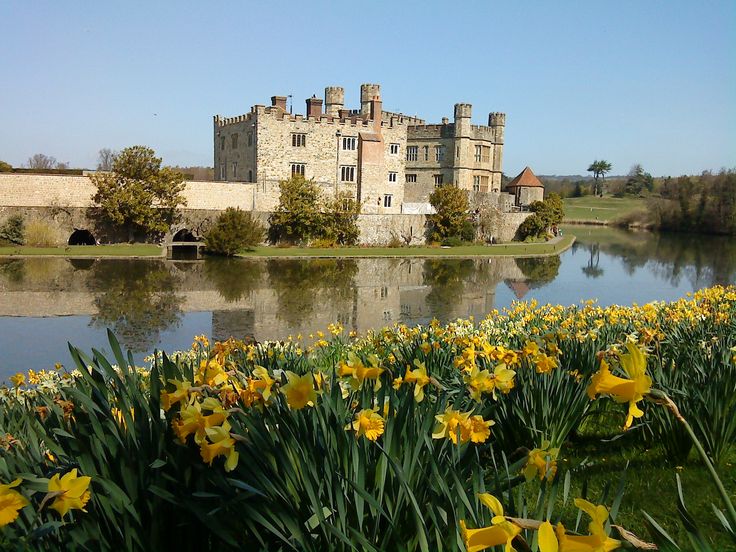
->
[238, 235, 575, 258]
[0, 244, 163, 257]
[564, 195, 648, 223]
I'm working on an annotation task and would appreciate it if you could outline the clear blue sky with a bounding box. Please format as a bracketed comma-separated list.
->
[1, 0, 734, 176]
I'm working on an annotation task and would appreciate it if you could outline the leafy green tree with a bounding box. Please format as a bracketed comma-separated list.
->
[0, 215, 24, 245]
[268, 175, 323, 244]
[322, 192, 361, 246]
[0, 160, 12, 172]
[204, 207, 264, 256]
[92, 146, 186, 241]
[587, 160, 612, 196]
[625, 164, 654, 195]
[427, 184, 470, 242]
[518, 194, 564, 239]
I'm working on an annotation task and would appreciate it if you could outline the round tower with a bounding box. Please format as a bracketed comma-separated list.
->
[325, 86, 344, 117]
[360, 83, 381, 115]
[488, 112, 506, 143]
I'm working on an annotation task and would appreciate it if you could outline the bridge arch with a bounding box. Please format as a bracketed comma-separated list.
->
[173, 228, 198, 242]
[68, 229, 96, 246]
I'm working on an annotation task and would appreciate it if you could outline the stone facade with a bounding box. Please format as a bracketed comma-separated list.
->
[213, 83, 507, 215]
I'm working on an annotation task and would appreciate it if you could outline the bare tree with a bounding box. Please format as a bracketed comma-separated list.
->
[26, 153, 58, 169]
[97, 148, 118, 171]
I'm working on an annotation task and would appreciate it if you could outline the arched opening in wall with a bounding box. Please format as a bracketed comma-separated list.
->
[173, 228, 198, 242]
[68, 229, 96, 246]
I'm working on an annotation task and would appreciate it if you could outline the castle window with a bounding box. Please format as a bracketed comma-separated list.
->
[232, 162, 238, 178]
[231, 134, 238, 149]
[219, 164, 226, 179]
[406, 146, 418, 161]
[435, 146, 445, 162]
[247, 132, 253, 146]
[248, 169, 253, 181]
[383, 194, 392, 208]
[291, 163, 305, 176]
[406, 174, 417, 183]
[481, 176, 489, 191]
[482, 146, 491, 163]
[220, 136, 225, 151]
[342, 136, 357, 150]
[340, 165, 355, 182]
[423, 146, 429, 161]
[388, 171, 397, 183]
[389, 143, 400, 155]
[473, 176, 480, 192]
[292, 133, 306, 147]
[475, 145, 482, 162]
[433, 174, 443, 187]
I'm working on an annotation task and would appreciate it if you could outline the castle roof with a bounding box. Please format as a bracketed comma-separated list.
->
[506, 166, 543, 189]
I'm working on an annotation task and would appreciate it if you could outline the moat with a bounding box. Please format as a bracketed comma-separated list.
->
[1, 226, 734, 378]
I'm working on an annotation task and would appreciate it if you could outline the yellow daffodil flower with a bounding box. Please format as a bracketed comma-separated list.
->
[0, 478, 29, 527]
[250, 366, 275, 401]
[347, 408, 385, 441]
[587, 344, 652, 429]
[404, 359, 430, 402]
[538, 499, 621, 552]
[468, 415, 494, 443]
[433, 407, 471, 444]
[523, 340, 540, 357]
[195, 359, 229, 387]
[459, 493, 522, 552]
[523, 441, 559, 481]
[200, 420, 239, 472]
[533, 353, 558, 374]
[282, 371, 318, 409]
[173, 398, 227, 444]
[338, 353, 384, 391]
[47, 469, 91, 518]
[160, 379, 192, 411]
[9, 373, 25, 388]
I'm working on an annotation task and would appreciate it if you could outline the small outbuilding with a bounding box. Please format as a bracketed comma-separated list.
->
[505, 166, 544, 207]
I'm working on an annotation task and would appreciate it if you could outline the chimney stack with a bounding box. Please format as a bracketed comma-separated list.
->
[369, 95, 382, 132]
[306, 95, 323, 119]
[271, 96, 287, 111]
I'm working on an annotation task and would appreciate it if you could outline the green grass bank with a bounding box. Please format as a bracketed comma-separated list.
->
[563, 195, 647, 223]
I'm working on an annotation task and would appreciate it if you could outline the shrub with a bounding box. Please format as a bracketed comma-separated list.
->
[386, 232, 403, 248]
[517, 213, 546, 240]
[0, 214, 24, 245]
[321, 193, 361, 246]
[268, 175, 323, 244]
[440, 236, 464, 247]
[0, 160, 12, 172]
[427, 184, 470, 241]
[204, 208, 264, 256]
[23, 219, 61, 246]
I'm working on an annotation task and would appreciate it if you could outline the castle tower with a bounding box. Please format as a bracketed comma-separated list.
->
[453, 103, 472, 187]
[488, 112, 506, 143]
[325, 86, 344, 117]
[360, 84, 381, 117]
[454, 103, 472, 137]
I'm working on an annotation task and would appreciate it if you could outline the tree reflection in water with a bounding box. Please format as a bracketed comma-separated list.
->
[89, 261, 183, 353]
[515, 256, 562, 287]
[204, 257, 263, 303]
[266, 259, 358, 327]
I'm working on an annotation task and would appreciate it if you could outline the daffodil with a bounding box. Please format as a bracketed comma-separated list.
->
[160, 379, 192, 411]
[0, 478, 29, 527]
[404, 359, 430, 402]
[200, 420, 239, 472]
[281, 371, 317, 409]
[433, 407, 471, 444]
[172, 398, 227, 444]
[9, 373, 25, 388]
[195, 359, 229, 387]
[533, 353, 558, 374]
[538, 499, 622, 552]
[468, 415, 494, 443]
[347, 408, 385, 441]
[47, 469, 91, 518]
[338, 353, 384, 390]
[587, 344, 652, 429]
[523, 441, 559, 481]
[250, 366, 275, 401]
[459, 493, 522, 552]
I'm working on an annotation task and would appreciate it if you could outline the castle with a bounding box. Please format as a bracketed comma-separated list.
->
[213, 84, 518, 214]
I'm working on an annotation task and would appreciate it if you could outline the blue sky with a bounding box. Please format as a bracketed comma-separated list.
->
[1, 0, 734, 176]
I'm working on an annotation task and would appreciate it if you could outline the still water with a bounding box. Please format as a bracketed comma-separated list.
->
[1, 226, 734, 378]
